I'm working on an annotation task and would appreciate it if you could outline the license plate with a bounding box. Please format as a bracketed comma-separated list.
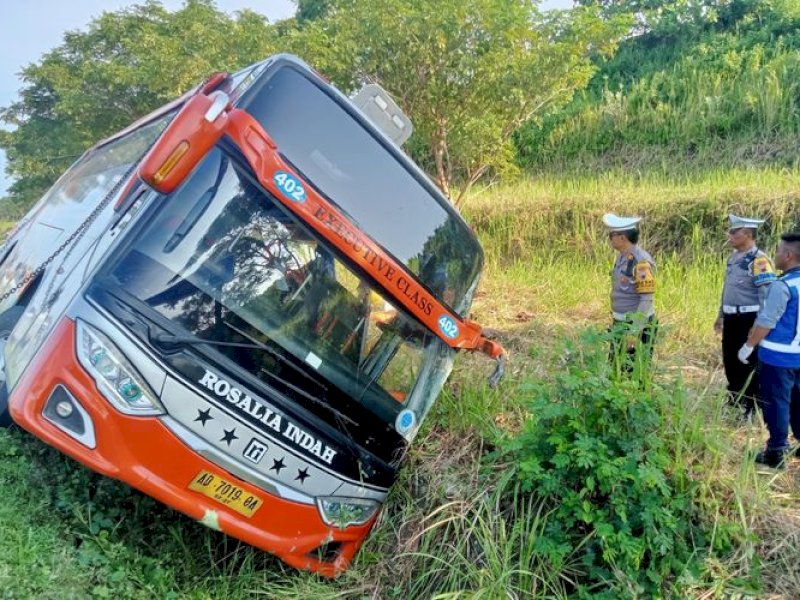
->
[188, 470, 263, 518]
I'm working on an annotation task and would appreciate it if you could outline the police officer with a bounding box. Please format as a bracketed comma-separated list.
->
[740, 232, 800, 468]
[604, 213, 657, 371]
[714, 214, 776, 418]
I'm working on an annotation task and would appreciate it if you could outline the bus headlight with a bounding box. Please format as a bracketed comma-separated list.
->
[315, 496, 380, 529]
[76, 319, 164, 416]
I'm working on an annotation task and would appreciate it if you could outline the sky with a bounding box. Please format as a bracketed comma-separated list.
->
[0, 0, 571, 197]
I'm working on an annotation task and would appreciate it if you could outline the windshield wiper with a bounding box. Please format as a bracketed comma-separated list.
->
[216, 325, 366, 447]
[153, 329, 393, 472]
[150, 330, 328, 392]
[152, 332, 361, 445]
[257, 366, 356, 426]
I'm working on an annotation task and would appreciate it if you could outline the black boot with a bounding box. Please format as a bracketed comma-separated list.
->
[755, 447, 790, 469]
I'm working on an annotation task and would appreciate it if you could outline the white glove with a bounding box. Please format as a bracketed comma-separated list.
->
[738, 344, 754, 364]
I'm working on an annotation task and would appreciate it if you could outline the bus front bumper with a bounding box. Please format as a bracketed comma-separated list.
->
[8, 317, 375, 577]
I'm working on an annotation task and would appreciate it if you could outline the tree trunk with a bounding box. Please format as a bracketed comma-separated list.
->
[432, 121, 451, 199]
[454, 163, 490, 209]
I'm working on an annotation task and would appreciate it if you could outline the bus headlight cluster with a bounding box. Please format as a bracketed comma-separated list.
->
[76, 319, 164, 416]
[315, 496, 380, 529]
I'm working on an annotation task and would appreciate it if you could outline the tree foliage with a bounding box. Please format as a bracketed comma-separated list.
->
[291, 0, 629, 205]
[295, 0, 332, 24]
[1, 0, 629, 207]
[575, 0, 733, 36]
[0, 0, 277, 204]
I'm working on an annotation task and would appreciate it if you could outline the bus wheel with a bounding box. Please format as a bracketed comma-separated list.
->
[0, 306, 26, 427]
[0, 384, 11, 427]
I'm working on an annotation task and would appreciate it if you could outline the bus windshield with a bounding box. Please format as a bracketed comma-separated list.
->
[237, 64, 483, 316]
[107, 147, 454, 428]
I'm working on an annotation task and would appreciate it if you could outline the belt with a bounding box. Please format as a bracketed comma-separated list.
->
[722, 305, 759, 315]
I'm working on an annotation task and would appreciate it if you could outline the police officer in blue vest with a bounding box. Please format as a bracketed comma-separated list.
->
[740, 232, 800, 468]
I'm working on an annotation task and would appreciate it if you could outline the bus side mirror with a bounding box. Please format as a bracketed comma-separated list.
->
[139, 91, 230, 194]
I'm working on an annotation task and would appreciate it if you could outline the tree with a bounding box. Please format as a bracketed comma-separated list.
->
[574, 0, 742, 35]
[290, 0, 629, 206]
[0, 0, 277, 206]
[296, 0, 333, 24]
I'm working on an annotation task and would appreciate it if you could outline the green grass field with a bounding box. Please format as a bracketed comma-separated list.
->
[2, 166, 800, 598]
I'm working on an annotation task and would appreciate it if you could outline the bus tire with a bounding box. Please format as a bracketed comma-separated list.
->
[0, 384, 11, 428]
[0, 305, 26, 427]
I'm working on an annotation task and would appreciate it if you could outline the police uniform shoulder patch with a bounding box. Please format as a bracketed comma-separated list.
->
[634, 260, 655, 294]
[751, 255, 777, 286]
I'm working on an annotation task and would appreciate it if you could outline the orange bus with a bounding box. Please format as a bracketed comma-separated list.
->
[0, 54, 504, 576]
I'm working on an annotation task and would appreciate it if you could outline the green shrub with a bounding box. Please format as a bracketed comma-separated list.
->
[503, 328, 735, 597]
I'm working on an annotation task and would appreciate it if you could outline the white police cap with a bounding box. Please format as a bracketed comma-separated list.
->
[602, 213, 642, 232]
[728, 213, 765, 231]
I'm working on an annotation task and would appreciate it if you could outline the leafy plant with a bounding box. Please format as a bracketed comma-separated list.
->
[503, 328, 741, 597]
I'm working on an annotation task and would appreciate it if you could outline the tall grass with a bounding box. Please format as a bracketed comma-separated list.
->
[517, 24, 800, 171]
[402, 478, 571, 599]
[386, 329, 788, 597]
[463, 167, 800, 363]
[549, 45, 800, 152]
[466, 167, 800, 262]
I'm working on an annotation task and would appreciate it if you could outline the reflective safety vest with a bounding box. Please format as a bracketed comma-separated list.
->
[759, 269, 800, 368]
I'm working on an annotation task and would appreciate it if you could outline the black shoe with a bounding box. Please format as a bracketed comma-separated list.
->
[755, 448, 790, 469]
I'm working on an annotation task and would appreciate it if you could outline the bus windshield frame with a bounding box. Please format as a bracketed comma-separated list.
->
[98, 145, 456, 434]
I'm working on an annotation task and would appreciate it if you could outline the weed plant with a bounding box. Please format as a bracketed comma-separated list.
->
[502, 327, 742, 597]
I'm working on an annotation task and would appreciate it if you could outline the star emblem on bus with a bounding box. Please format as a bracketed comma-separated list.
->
[220, 428, 239, 446]
[194, 408, 213, 426]
[295, 467, 309, 484]
[270, 457, 286, 474]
